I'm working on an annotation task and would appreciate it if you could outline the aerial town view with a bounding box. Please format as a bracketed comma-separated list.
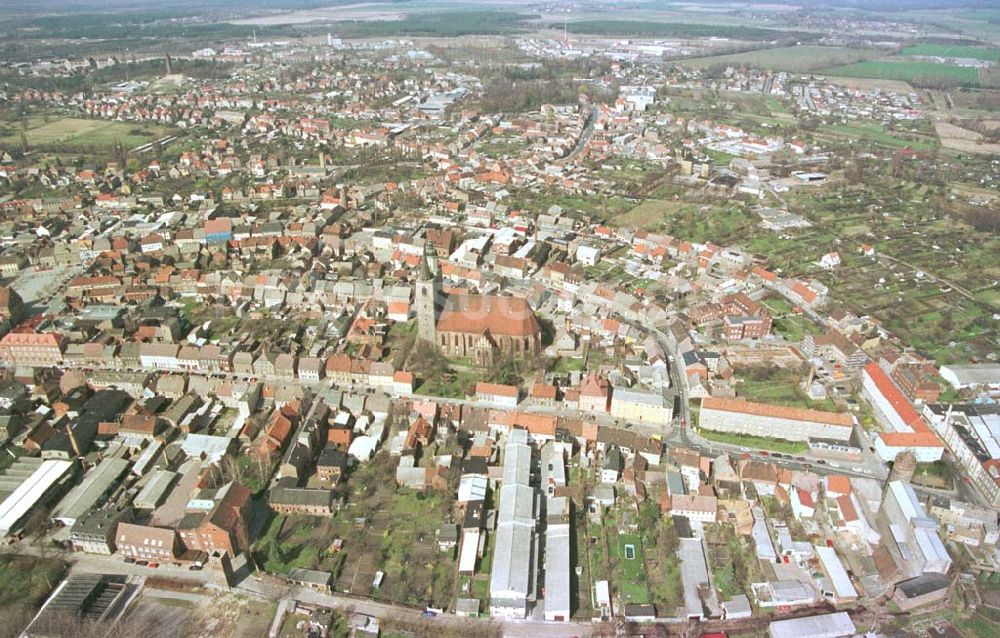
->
[0, 0, 997, 636]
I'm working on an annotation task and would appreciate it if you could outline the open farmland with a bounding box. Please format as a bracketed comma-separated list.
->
[0, 116, 176, 151]
[901, 43, 1000, 62]
[678, 45, 874, 73]
[824, 60, 981, 87]
[934, 121, 1000, 155]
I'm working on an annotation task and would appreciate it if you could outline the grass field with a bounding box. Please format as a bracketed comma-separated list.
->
[824, 60, 981, 87]
[0, 116, 174, 150]
[901, 44, 999, 62]
[612, 198, 686, 229]
[817, 121, 938, 151]
[679, 46, 874, 73]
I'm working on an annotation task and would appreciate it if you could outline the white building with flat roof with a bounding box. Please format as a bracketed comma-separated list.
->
[678, 537, 720, 620]
[0, 459, 74, 537]
[489, 429, 538, 619]
[768, 612, 855, 638]
[815, 545, 858, 602]
[542, 498, 571, 622]
[882, 481, 952, 576]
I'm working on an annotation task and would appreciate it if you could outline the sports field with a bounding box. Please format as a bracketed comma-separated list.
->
[0, 116, 174, 150]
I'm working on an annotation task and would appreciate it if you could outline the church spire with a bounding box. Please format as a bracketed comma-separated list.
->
[420, 241, 438, 280]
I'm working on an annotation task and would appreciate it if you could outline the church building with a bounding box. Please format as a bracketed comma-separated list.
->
[416, 244, 542, 366]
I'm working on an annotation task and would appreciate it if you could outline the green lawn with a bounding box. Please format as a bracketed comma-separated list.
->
[771, 313, 824, 343]
[609, 533, 650, 604]
[696, 427, 809, 454]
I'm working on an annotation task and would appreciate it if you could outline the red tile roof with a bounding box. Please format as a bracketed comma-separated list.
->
[436, 294, 540, 337]
[476, 382, 518, 397]
[702, 397, 853, 427]
[863, 362, 921, 428]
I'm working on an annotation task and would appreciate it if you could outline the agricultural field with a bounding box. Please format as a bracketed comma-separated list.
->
[824, 60, 981, 87]
[564, 19, 810, 41]
[0, 116, 176, 151]
[900, 43, 999, 62]
[678, 46, 874, 73]
[934, 121, 1000, 155]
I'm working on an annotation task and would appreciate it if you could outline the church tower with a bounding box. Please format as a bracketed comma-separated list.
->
[415, 242, 441, 345]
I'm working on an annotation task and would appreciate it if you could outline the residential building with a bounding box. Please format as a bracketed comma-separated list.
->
[699, 397, 854, 442]
[863, 363, 943, 462]
[610, 388, 672, 426]
[0, 332, 63, 368]
[476, 382, 519, 409]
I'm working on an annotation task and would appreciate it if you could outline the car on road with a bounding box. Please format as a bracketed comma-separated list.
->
[759, 450, 769, 456]
[828, 461, 840, 468]
[148, 562, 159, 569]
[135, 560, 148, 566]
[852, 466, 863, 473]
[816, 459, 827, 465]
[863, 469, 872, 475]
[421, 611, 437, 618]
[795, 457, 806, 462]
[124, 557, 135, 564]
[742, 453, 751, 460]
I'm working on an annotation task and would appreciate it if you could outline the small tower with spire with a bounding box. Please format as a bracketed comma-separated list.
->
[415, 242, 441, 345]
